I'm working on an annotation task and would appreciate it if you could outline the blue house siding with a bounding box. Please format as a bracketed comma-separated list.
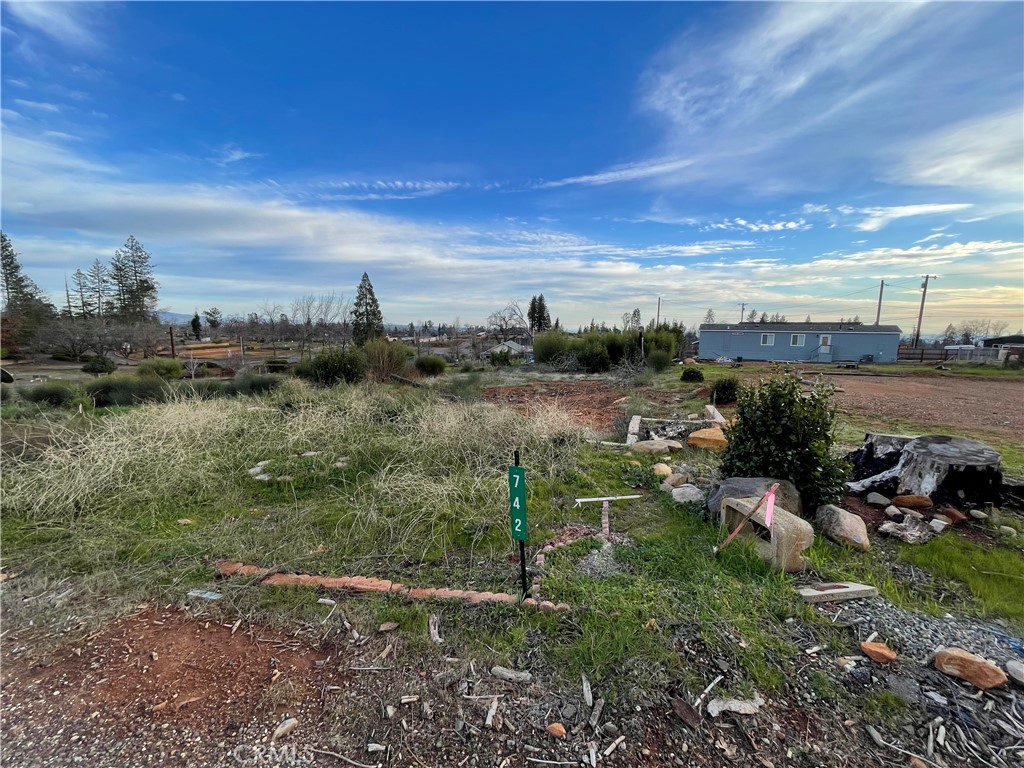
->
[698, 323, 901, 363]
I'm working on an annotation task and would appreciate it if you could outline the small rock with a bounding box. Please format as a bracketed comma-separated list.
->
[884, 505, 902, 518]
[816, 504, 871, 551]
[891, 494, 932, 509]
[177, 518, 193, 525]
[969, 509, 989, 520]
[665, 473, 690, 488]
[379, 622, 399, 632]
[932, 514, 952, 526]
[271, 718, 298, 741]
[603, 723, 619, 736]
[901, 508, 925, 520]
[367, 744, 386, 753]
[671, 484, 705, 505]
[866, 492, 891, 506]
[652, 463, 672, 478]
[934, 647, 1008, 689]
[546, 722, 566, 739]
[860, 641, 897, 664]
[687, 427, 727, 452]
[631, 439, 684, 455]
[491, 666, 532, 684]
[254, 473, 272, 482]
[707, 692, 764, 717]
[929, 519, 948, 534]
[1006, 659, 1024, 687]
[386, 705, 397, 719]
[998, 525, 1017, 538]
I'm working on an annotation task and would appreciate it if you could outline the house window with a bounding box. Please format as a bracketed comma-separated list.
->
[791, 334, 805, 346]
[820, 334, 831, 347]
[760, 333, 775, 346]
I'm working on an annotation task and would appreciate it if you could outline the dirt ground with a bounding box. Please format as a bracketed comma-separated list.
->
[0, 604, 860, 768]
[828, 375, 1023, 438]
[481, 380, 680, 432]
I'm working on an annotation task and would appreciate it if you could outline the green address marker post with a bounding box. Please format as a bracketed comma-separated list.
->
[509, 450, 529, 599]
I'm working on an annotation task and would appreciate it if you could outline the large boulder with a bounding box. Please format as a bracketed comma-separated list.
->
[935, 648, 1008, 690]
[815, 504, 871, 551]
[687, 427, 727, 452]
[709, 478, 803, 519]
[891, 494, 933, 510]
[631, 439, 683, 455]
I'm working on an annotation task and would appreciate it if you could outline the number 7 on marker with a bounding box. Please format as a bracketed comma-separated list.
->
[508, 466, 528, 541]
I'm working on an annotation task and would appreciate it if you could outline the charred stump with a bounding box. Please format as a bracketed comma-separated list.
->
[847, 434, 1002, 507]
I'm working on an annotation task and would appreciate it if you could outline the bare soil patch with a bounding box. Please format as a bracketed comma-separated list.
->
[830, 375, 1023, 437]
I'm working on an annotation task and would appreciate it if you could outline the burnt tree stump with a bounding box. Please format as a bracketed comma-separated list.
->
[848, 434, 1002, 506]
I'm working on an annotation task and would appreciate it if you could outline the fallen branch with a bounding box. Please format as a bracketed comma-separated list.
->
[865, 725, 943, 768]
[309, 747, 381, 768]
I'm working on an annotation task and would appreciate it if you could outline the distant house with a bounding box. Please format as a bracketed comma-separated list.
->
[982, 335, 1024, 348]
[481, 340, 528, 360]
[698, 322, 902, 363]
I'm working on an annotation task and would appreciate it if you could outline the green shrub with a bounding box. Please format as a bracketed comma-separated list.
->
[647, 349, 672, 373]
[311, 348, 367, 386]
[414, 355, 447, 376]
[137, 358, 184, 381]
[0, 347, 9, 359]
[534, 331, 570, 364]
[571, 337, 611, 373]
[681, 366, 705, 383]
[223, 374, 283, 396]
[0, 383, 14, 402]
[709, 375, 741, 404]
[81, 356, 117, 374]
[721, 376, 849, 514]
[364, 339, 409, 383]
[293, 360, 316, 380]
[85, 375, 167, 407]
[265, 358, 290, 373]
[459, 360, 475, 373]
[490, 349, 512, 367]
[18, 381, 79, 407]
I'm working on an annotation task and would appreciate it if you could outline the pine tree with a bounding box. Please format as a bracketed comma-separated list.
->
[746, 309, 758, 322]
[191, 311, 202, 340]
[84, 259, 112, 319]
[759, 312, 769, 323]
[71, 268, 93, 318]
[203, 307, 223, 329]
[805, 315, 811, 322]
[536, 294, 551, 331]
[553, 317, 561, 330]
[351, 272, 384, 345]
[1, 232, 56, 349]
[527, 296, 538, 332]
[110, 235, 158, 321]
[703, 308, 715, 324]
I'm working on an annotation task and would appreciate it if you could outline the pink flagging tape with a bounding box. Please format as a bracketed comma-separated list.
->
[214, 561, 569, 613]
[764, 489, 776, 528]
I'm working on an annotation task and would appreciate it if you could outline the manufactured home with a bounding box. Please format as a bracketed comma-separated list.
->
[698, 322, 902, 363]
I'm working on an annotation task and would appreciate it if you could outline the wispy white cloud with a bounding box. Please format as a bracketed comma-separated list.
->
[212, 143, 263, 165]
[13, 98, 61, 113]
[852, 204, 973, 232]
[4, 2, 103, 50]
[914, 232, 957, 244]
[41, 130, 79, 142]
[536, 157, 694, 189]
[6, 78, 30, 88]
[171, 93, 188, 102]
[705, 217, 810, 233]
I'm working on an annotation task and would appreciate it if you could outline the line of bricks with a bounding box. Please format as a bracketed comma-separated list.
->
[216, 561, 570, 613]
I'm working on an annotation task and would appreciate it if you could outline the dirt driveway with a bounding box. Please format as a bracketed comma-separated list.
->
[829, 375, 1023, 437]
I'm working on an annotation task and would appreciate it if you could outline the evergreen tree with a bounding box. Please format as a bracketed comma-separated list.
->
[805, 315, 811, 322]
[746, 309, 758, 322]
[84, 259, 112, 319]
[553, 317, 560, 330]
[759, 312, 769, 323]
[703, 308, 715, 324]
[527, 295, 539, 331]
[536, 294, 551, 331]
[110, 235, 158, 321]
[351, 272, 384, 345]
[940, 324, 958, 346]
[71, 268, 94, 318]
[203, 307, 223, 329]
[191, 312, 202, 340]
[1, 232, 56, 350]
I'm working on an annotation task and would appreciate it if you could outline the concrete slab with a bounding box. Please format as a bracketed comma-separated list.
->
[799, 582, 879, 604]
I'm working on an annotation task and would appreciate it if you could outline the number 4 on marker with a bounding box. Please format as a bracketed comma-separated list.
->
[508, 466, 528, 542]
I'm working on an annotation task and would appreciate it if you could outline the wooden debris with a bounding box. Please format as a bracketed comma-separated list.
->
[587, 698, 605, 731]
[485, 697, 500, 728]
[428, 614, 444, 645]
[491, 666, 532, 684]
[603, 735, 625, 756]
[671, 697, 701, 729]
[378, 621, 399, 632]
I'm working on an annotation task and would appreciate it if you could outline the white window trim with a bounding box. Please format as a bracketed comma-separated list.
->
[760, 333, 775, 346]
[791, 334, 805, 347]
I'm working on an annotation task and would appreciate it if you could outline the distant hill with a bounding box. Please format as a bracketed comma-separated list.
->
[156, 311, 194, 324]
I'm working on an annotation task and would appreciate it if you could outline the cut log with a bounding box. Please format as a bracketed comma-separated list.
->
[848, 435, 1002, 506]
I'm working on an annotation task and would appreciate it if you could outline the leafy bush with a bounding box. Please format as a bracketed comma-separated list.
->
[647, 349, 672, 373]
[0, 383, 14, 402]
[721, 376, 849, 514]
[363, 339, 408, 382]
[680, 366, 705, 382]
[459, 361, 475, 373]
[137, 358, 184, 381]
[0, 347, 9, 359]
[223, 374, 283, 396]
[709, 375, 741, 404]
[571, 336, 611, 373]
[414, 355, 447, 376]
[534, 331, 570, 364]
[81, 356, 117, 374]
[18, 381, 79, 407]
[490, 349, 512, 367]
[265, 358, 290, 373]
[310, 348, 367, 386]
[85, 375, 166, 406]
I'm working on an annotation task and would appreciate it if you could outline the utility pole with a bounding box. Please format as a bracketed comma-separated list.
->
[738, 303, 746, 323]
[913, 275, 936, 348]
[655, 297, 661, 328]
[874, 280, 885, 325]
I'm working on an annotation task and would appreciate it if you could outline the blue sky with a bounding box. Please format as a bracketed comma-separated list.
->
[2, 1, 1022, 334]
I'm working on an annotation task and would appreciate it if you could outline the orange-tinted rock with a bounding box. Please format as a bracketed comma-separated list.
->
[546, 722, 566, 739]
[688, 427, 728, 452]
[891, 495, 932, 509]
[860, 641, 897, 663]
[935, 647, 1008, 689]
